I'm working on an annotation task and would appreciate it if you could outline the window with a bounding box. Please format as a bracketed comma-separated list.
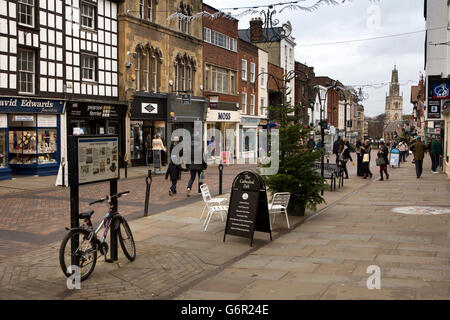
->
[203, 28, 211, 42]
[260, 68, 265, 88]
[151, 56, 158, 92]
[210, 66, 230, 94]
[203, 28, 237, 52]
[250, 62, 255, 83]
[139, 0, 145, 19]
[185, 20, 190, 34]
[205, 65, 210, 91]
[136, 51, 141, 89]
[181, 64, 186, 91]
[230, 71, 236, 94]
[142, 53, 149, 91]
[147, 0, 153, 22]
[187, 66, 192, 92]
[260, 98, 265, 116]
[242, 92, 247, 114]
[81, 2, 95, 29]
[242, 59, 247, 81]
[250, 94, 255, 115]
[17, 49, 34, 94]
[81, 55, 96, 81]
[175, 63, 179, 91]
[18, 0, 34, 27]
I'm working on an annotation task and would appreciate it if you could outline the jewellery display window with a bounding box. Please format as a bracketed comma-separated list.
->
[9, 130, 38, 164]
[37, 129, 58, 164]
[0, 131, 6, 168]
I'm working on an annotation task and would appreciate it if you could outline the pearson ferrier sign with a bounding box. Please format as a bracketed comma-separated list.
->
[223, 171, 272, 246]
[0, 97, 65, 114]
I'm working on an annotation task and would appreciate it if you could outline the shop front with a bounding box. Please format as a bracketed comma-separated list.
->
[67, 101, 127, 166]
[240, 116, 260, 160]
[205, 107, 241, 163]
[168, 94, 207, 151]
[0, 97, 65, 178]
[130, 93, 167, 166]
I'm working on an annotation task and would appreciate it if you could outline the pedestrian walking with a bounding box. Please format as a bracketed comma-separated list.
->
[376, 141, 389, 181]
[316, 139, 323, 150]
[339, 139, 353, 179]
[152, 133, 167, 166]
[333, 136, 342, 164]
[361, 139, 373, 179]
[429, 136, 443, 173]
[307, 135, 316, 151]
[398, 141, 408, 163]
[409, 137, 426, 179]
[186, 142, 207, 197]
[165, 136, 187, 196]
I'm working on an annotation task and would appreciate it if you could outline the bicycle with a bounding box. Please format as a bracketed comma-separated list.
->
[59, 191, 136, 281]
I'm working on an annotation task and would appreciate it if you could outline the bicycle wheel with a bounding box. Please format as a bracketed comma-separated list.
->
[59, 229, 97, 282]
[118, 217, 136, 261]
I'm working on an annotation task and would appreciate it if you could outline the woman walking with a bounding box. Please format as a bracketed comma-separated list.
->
[339, 139, 353, 179]
[186, 142, 207, 197]
[165, 136, 187, 196]
[361, 139, 373, 179]
[377, 141, 389, 181]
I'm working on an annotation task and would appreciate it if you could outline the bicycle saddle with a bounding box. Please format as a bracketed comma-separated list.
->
[79, 210, 94, 219]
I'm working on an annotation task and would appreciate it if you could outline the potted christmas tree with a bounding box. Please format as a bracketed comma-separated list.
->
[261, 101, 327, 216]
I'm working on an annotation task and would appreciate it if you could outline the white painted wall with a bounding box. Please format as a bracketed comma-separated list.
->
[258, 48, 268, 118]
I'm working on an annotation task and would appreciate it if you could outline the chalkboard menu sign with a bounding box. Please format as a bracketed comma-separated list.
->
[223, 171, 272, 246]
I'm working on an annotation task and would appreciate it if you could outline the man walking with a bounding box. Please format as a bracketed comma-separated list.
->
[307, 135, 316, 151]
[333, 136, 342, 164]
[430, 136, 443, 173]
[410, 137, 426, 179]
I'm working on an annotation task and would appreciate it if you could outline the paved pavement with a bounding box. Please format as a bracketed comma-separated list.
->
[0, 153, 448, 299]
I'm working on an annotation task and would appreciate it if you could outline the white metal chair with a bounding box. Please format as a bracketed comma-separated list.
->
[268, 192, 291, 229]
[199, 184, 228, 220]
[200, 185, 228, 232]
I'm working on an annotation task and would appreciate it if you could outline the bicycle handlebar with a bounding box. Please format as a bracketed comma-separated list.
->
[89, 191, 130, 205]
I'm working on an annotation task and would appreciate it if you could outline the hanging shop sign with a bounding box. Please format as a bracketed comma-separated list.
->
[430, 80, 450, 99]
[0, 97, 65, 114]
[142, 103, 158, 114]
[427, 100, 441, 119]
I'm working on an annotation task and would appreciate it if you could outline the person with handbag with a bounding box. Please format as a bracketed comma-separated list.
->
[339, 139, 353, 179]
[361, 139, 373, 179]
[376, 141, 389, 181]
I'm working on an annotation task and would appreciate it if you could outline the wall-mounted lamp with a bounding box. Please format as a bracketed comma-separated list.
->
[169, 80, 173, 87]
[125, 61, 133, 68]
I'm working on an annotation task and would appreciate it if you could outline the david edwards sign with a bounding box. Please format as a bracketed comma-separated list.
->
[0, 97, 65, 114]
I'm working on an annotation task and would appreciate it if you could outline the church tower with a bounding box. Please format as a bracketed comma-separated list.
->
[384, 66, 403, 125]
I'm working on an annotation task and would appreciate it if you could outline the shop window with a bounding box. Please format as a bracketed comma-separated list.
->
[80, 2, 96, 30]
[18, 49, 35, 94]
[18, 0, 34, 27]
[0, 131, 6, 168]
[8, 115, 58, 166]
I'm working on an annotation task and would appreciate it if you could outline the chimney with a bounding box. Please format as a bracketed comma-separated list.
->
[249, 18, 263, 42]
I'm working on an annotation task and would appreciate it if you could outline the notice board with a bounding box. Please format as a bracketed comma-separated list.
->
[77, 136, 119, 185]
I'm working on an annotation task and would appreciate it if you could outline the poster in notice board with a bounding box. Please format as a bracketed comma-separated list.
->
[77, 137, 119, 185]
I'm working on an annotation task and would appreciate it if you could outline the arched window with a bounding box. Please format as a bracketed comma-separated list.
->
[174, 52, 196, 93]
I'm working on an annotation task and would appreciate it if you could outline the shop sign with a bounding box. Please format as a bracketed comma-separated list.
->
[207, 109, 240, 122]
[0, 97, 65, 114]
[142, 103, 158, 114]
[37, 115, 57, 128]
[209, 96, 219, 109]
[241, 117, 260, 126]
[427, 100, 441, 119]
[181, 94, 191, 105]
[430, 81, 450, 99]
[70, 103, 120, 118]
[14, 115, 34, 122]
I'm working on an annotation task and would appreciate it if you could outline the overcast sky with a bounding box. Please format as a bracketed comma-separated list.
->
[203, 0, 426, 117]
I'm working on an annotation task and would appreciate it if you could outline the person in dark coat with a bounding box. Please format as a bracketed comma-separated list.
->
[430, 136, 443, 173]
[410, 137, 426, 178]
[339, 139, 353, 179]
[377, 141, 389, 181]
[165, 154, 188, 196]
[186, 142, 207, 197]
[333, 136, 342, 164]
[361, 139, 373, 179]
[307, 136, 316, 151]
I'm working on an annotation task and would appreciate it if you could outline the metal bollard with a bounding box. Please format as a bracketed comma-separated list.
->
[61, 157, 65, 187]
[125, 160, 128, 178]
[144, 169, 152, 217]
[218, 164, 224, 195]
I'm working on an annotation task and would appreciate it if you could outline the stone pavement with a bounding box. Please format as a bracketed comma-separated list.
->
[0, 163, 256, 260]
[1, 154, 448, 299]
[176, 156, 450, 300]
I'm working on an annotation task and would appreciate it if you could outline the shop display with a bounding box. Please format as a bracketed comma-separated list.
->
[8, 128, 58, 165]
[37, 129, 58, 164]
[0, 131, 6, 168]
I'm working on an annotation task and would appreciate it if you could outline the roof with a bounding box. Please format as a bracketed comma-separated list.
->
[238, 27, 285, 43]
[384, 120, 407, 133]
